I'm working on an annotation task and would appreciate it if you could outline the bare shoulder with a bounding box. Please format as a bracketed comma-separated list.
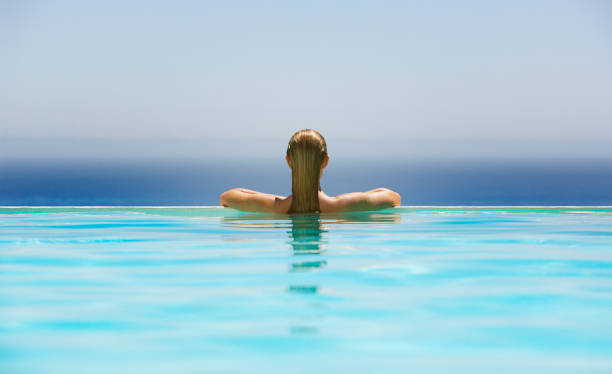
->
[319, 191, 368, 213]
[319, 188, 401, 213]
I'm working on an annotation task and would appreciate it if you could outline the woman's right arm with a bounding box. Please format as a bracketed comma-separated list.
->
[330, 188, 401, 212]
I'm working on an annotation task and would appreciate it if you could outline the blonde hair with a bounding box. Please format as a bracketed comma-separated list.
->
[286, 129, 328, 213]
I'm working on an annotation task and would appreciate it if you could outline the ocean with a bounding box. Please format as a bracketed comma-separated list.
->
[1, 158, 611, 206]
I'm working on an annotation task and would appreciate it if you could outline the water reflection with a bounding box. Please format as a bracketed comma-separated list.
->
[286, 214, 326, 299]
[221, 210, 401, 295]
[220, 210, 401, 335]
[220, 210, 401, 228]
[288, 214, 327, 272]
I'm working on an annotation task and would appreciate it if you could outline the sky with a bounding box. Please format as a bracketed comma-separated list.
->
[1, 0, 611, 160]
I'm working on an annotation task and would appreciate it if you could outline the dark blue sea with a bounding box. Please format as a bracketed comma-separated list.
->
[1, 158, 611, 206]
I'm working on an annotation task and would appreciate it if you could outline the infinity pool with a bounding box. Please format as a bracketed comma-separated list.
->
[1, 207, 612, 373]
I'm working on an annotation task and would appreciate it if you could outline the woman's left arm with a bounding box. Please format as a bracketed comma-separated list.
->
[219, 188, 287, 212]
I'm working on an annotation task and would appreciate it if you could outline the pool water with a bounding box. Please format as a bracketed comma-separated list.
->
[1, 207, 612, 373]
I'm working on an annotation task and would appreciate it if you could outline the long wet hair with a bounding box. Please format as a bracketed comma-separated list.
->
[287, 129, 328, 213]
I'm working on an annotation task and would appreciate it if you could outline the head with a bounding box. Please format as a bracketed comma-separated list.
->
[286, 129, 329, 213]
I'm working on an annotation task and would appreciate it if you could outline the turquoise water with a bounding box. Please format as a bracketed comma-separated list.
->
[1, 207, 612, 373]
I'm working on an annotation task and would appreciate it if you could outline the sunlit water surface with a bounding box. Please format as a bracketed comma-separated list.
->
[1, 207, 612, 373]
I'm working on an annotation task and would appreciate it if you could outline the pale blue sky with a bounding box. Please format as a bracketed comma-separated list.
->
[1, 0, 611, 159]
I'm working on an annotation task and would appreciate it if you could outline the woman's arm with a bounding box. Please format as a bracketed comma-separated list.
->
[219, 188, 289, 213]
[328, 188, 401, 212]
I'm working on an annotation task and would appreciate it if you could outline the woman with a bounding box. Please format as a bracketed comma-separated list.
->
[220, 129, 401, 213]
